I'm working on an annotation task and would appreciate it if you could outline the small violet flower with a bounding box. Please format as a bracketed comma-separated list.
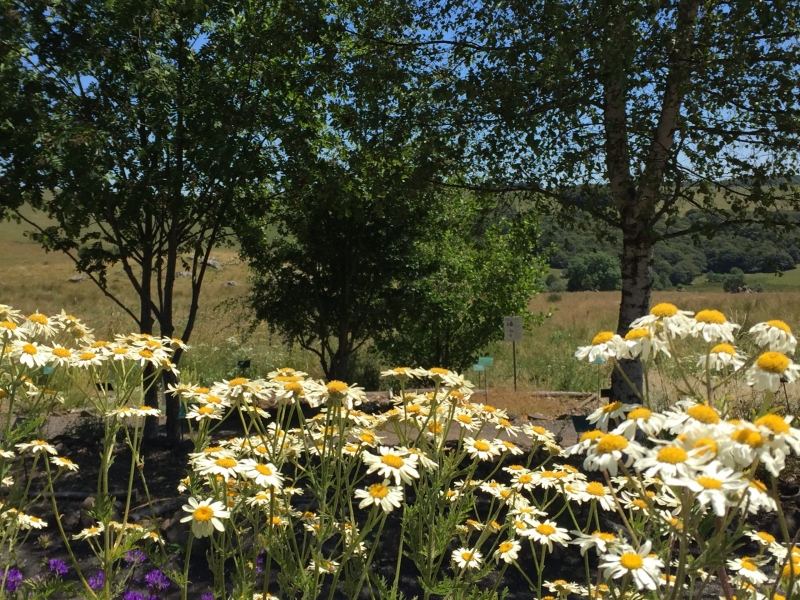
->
[4, 568, 23, 592]
[144, 569, 170, 591]
[49, 559, 69, 576]
[88, 571, 104, 591]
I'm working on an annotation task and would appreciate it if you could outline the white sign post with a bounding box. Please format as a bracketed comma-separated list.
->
[503, 316, 523, 390]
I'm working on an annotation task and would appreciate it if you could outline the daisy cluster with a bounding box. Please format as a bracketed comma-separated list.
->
[575, 303, 799, 392]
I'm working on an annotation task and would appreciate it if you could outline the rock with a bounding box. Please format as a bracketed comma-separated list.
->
[62, 509, 81, 532]
[205, 258, 222, 270]
[68, 274, 88, 283]
[223, 280, 238, 287]
[174, 271, 192, 279]
[160, 515, 191, 545]
[81, 496, 95, 510]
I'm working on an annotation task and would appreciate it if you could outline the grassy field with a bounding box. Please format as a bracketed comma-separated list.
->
[4, 215, 800, 411]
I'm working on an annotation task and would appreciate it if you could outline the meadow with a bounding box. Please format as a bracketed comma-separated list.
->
[4, 218, 800, 414]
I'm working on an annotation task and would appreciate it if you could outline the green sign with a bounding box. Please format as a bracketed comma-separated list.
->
[472, 364, 485, 371]
[477, 356, 493, 367]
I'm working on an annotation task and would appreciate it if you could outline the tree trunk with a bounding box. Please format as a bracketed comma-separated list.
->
[162, 369, 181, 442]
[611, 234, 654, 404]
[140, 242, 160, 440]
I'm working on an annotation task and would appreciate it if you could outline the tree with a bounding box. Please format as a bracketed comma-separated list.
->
[376, 196, 545, 371]
[0, 0, 334, 438]
[236, 7, 461, 381]
[565, 252, 622, 292]
[417, 0, 800, 400]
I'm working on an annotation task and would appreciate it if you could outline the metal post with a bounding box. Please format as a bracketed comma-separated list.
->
[513, 341, 517, 392]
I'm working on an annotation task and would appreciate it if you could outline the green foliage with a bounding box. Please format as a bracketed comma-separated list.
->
[376, 199, 546, 372]
[565, 252, 621, 291]
[723, 271, 747, 293]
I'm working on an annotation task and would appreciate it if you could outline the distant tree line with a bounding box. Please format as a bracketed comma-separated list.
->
[542, 211, 800, 291]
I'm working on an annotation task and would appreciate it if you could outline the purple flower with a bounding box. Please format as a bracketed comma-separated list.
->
[4, 568, 23, 592]
[201, 593, 215, 600]
[144, 569, 170, 591]
[88, 571, 104, 591]
[49, 559, 69, 576]
[124, 549, 146, 565]
[123, 593, 145, 600]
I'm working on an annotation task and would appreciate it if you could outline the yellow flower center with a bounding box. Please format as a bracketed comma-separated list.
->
[580, 430, 604, 443]
[595, 434, 628, 454]
[428, 423, 443, 434]
[585, 482, 606, 496]
[88, 526, 100, 534]
[360, 432, 376, 443]
[755, 414, 790, 435]
[138, 349, 154, 358]
[53, 347, 71, 358]
[625, 328, 650, 340]
[756, 531, 775, 544]
[274, 375, 301, 382]
[113, 348, 128, 355]
[429, 367, 449, 375]
[193, 506, 214, 522]
[782, 563, 800, 579]
[596, 532, 616, 542]
[457, 414, 472, 424]
[381, 454, 404, 469]
[0, 321, 17, 330]
[750, 479, 767, 493]
[91, 341, 108, 348]
[270, 516, 283, 526]
[651, 303, 678, 317]
[602, 401, 622, 414]
[228, 377, 248, 387]
[405, 404, 421, 413]
[368, 483, 389, 499]
[22, 344, 37, 355]
[686, 404, 720, 424]
[632, 499, 648, 509]
[498, 418, 512, 428]
[591, 331, 614, 345]
[284, 382, 303, 393]
[731, 428, 764, 448]
[145, 340, 162, 348]
[619, 553, 644, 570]
[756, 352, 790, 374]
[767, 320, 792, 333]
[255, 464, 273, 475]
[498, 541, 515, 553]
[627, 407, 652, 420]
[460, 551, 474, 561]
[693, 438, 717, 455]
[28, 314, 48, 325]
[657, 446, 688, 464]
[473, 440, 491, 452]
[215, 458, 237, 469]
[518, 474, 533, 484]
[740, 559, 758, 571]
[711, 343, 736, 356]
[536, 524, 556, 536]
[327, 380, 349, 393]
[696, 476, 723, 490]
[695, 309, 726, 324]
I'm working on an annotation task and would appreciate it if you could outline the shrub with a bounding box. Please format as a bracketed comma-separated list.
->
[565, 252, 621, 291]
[723, 271, 747, 292]
[546, 292, 562, 302]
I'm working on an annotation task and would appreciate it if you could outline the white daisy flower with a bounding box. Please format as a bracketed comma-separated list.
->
[613, 406, 667, 438]
[697, 343, 746, 372]
[569, 530, 619, 556]
[362, 447, 420, 485]
[569, 481, 616, 511]
[583, 434, 645, 476]
[691, 309, 739, 343]
[634, 444, 703, 479]
[746, 351, 800, 392]
[452, 547, 483, 570]
[16, 440, 57, 455]
[18, 513, 47, 529]
[630, 303, 694, 339]
[727, 556, 769, 585]
[23, 312, 60, 338]
[526, 519, 571, 551]
[12, 340, 51, 368]
[586, 401, 635, 432]
[600, 540, 664, 590]
[494, 539, 521, 563]
[574, 331, 625, 364]
[666, 461, 747, 516]
[239, 459, 284, 489]
[180, 498, 230, 538]
[51, 456, 79, 472]
[624, 328, 669, 360]
[73, 523, 105, 540]
[72, 350, 105, 368]
[186, 404, 224, 421]
[749, 320, 797, 354]
[195, 454, 244, 480]
[464, 437, 503, 461]
[354, 480, 403, 513]
[0, 319, 24, 340]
